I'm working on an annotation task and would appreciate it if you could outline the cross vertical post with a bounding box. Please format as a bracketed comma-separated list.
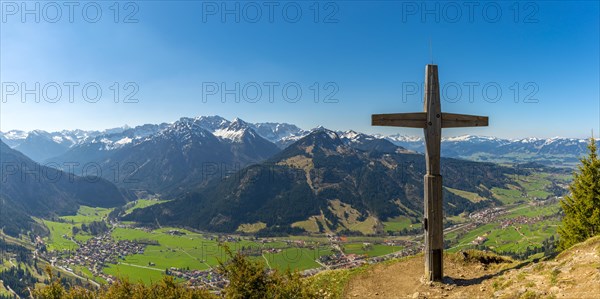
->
[372, 64, 488, 282]
[423, 64, 444, 281]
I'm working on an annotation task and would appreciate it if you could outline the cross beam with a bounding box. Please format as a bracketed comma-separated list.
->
[371, 64, 488, 282]
[372, 112, 488, 129]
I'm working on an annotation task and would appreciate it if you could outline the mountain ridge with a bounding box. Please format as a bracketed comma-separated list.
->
[3, 116, 594, 167]
[123, 128, 521, 234]
[45, 116, 281, 197]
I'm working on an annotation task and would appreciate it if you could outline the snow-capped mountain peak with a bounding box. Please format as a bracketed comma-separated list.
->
[229, 117, 251, 130]
[341, 130, 360, 140]
[2, 130, 28, 140]
[195, 115, 230, 132]
[250, 122, 307, 148]
[309, 126, 340, 140]
[211, 117, 265, 143]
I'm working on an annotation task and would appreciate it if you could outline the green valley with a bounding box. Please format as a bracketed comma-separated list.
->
[19, 167, 567, 286]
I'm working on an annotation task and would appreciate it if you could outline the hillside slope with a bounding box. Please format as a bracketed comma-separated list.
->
[343, 236, 600, 298]
[0, 140, 129, 236]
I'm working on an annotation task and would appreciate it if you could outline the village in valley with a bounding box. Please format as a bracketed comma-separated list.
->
[12, 173, 564, 292]
[35, 219, 423, 291]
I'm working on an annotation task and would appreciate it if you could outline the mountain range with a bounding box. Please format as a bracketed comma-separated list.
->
[382, 134, 595, 166]
[2, 116, 593, 167]
[0, 115, 582, 236]
[123, 128, 523, 234]
[44, 117, 281, 197]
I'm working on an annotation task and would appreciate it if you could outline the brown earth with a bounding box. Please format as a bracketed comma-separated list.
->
[344, 236, 600, 298]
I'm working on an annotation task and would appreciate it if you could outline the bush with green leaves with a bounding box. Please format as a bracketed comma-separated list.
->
[217, 245, 319, 298]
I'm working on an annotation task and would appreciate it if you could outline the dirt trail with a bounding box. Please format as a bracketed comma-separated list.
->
[344, 236, 600, 298]
[345, 253, 507, 298]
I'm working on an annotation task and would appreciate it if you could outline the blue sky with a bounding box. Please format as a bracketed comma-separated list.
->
[1, 1, 598, 138]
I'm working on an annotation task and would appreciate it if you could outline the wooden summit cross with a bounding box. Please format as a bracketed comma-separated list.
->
[372, 64, 488, 282]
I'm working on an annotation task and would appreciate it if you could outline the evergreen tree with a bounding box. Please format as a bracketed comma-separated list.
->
[558, 136, 600, 250]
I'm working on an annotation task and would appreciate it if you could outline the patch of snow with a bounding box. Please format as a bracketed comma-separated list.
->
[444, 135, 476, 142]
[443, 135, 499, 142]
[342, 130, 360, 140]
[326, 130, 339, 140]
[115, 137, 132, 145]
[213, 128, 245, 141]
[384, 134, 423, 143]
[3, 130, 28, 140]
